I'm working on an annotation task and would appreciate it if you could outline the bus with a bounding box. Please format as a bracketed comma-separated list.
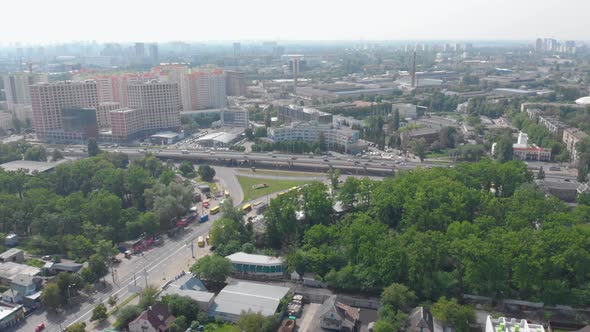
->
[210, 206, 220, 215]
[253, 201, 262, 206]
[242, 204, 252, 212]
[197, 236, 205, 247]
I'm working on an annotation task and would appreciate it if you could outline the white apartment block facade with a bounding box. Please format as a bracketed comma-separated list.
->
[127, 81, 181, 132]
[30, 81, 99, 140]
[269, 122, 360, 151]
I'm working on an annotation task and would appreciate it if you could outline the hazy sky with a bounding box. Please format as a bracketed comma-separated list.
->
[3, 0, 589, 43]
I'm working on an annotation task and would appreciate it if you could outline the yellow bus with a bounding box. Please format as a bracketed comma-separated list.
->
[197, 236, 205, 247]
[210, 206, 220, 215]
[253, 201, 262, 206]
[242, 204, 252, 212]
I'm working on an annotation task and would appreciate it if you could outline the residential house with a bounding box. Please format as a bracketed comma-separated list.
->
[160, 273, 214, 311]
[128, 303, 175, 332]
[2, 274, 40, 304]
[407, 306, 443, 332]
[563, 128, 589, 163]
[318, 295, 360, 332]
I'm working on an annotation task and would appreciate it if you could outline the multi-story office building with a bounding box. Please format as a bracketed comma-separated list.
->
[127, 81, 181, 132]
[225, 70, 247, 96]
[30, 81, 99, 140]
[3, 72, 48, 110]
[563, 127, 589, 163]
[269, 122, 359, 152]
[96, 102, 120, 128]
[278, 104, 333, 124]
[220, 108, 249, 127]
[187, 69, 227, 110]
[109, 108, 143, 140]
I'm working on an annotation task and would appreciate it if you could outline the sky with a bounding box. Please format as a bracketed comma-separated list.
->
[2, 0, 589, 44]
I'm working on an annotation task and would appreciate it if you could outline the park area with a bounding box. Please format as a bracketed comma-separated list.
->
[236, 175, 314, 202]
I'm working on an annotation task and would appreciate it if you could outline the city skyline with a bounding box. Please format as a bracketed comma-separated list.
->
[2, 0, 590, 43]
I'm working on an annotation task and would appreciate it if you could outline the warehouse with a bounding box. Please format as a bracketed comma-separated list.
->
[209, 280, 290, 322]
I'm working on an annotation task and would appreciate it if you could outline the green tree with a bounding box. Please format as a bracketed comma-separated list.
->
[190, 255, 233, 284]
[168, 316, 189, 332]
[115, 305, 142, 329]
[236, 312, 278, 332]
[411, 138, 427, 162]
[392, 109, 400, 131]
[198, 165, 216, 182]
[87, 138, 100, 157]
[494, 135, 514, 163]
[179, 161, 195, 177]
[328, 169, 341, 189]
[64, 322, 86, 332]
[91, 303, 108, 321]
[41, 283, 62, 311]
[381, 283, 417, 311]
[244, 127, 254, 140]
[52, 149, 64, 161]
[431, 297, 475, 332]
[254, 127, 267, 138]
[161, 294, 200, 322]
[537, 166, 545, 180]
[24, 146, 47, 161]
[373, 319, 396, 332]
[138, 286, 159, 309]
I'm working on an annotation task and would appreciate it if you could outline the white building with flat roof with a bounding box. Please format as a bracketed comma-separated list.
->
[269, 122, 360, 152]
[226, 252, 285, 277]
[486, 316, 545, 332]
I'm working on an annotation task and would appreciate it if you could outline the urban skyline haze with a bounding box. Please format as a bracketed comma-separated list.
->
[2, 0, 590, 43]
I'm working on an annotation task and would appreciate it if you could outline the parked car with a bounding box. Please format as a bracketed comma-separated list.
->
[36, 323, 46, 332]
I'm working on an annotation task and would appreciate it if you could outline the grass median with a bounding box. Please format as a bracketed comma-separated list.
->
[236, 175, 314, 202]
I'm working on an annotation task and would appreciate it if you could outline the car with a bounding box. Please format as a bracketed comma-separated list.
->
[291, 157, 297, 160]
[549, 166, 561, 171]
[381, 163, 387, 166]
[323, 158, 329, 162]
[272, 155, 277, 158]
[42, 255, 52, 261]
[36, 323, 46, 332]
[309, 155, 314, 159]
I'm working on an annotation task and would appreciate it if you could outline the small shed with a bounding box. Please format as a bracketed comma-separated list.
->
[4, 234, 18, 247]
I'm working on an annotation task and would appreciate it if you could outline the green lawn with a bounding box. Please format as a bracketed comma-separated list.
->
[236, 175, 314, 202]
[236, 169, 325, 178]
[204, 323, 239, 332]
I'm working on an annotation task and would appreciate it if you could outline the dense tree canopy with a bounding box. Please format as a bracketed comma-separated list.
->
[0, 153, 193, 260]
[279, 160, 590, 307]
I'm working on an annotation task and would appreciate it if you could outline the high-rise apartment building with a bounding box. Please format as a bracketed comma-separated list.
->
[96, 102, 120, 128]
[135, 43, 145, 59]
[225, 70, 247, 96]
[94, 76, 118, 103]
[187, 69, 227, 110]
[153, 64, 190, 111]
[109, 108, 143, 140]
[127, 81, 181, 132]
[30, 81, 99, 140]
[149, 44, 159, 65]
[3, 72, 48, 110]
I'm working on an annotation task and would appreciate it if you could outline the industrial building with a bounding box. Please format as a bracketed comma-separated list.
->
[278, 104, 333, 124]
[209, 280, 290, 322]
[195, 129, 242, 147]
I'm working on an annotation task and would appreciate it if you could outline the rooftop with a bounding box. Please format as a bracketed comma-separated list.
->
[0, 159, 69, 175]
[487, 316, 545, 332]
[0, 303, 22, 321]
[196, 131, 240, 145]
[226, 252, 284, 266]
[211, 280, 290, 317]
[0, 248, 23, 260]
[0, 262, 41, 281]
